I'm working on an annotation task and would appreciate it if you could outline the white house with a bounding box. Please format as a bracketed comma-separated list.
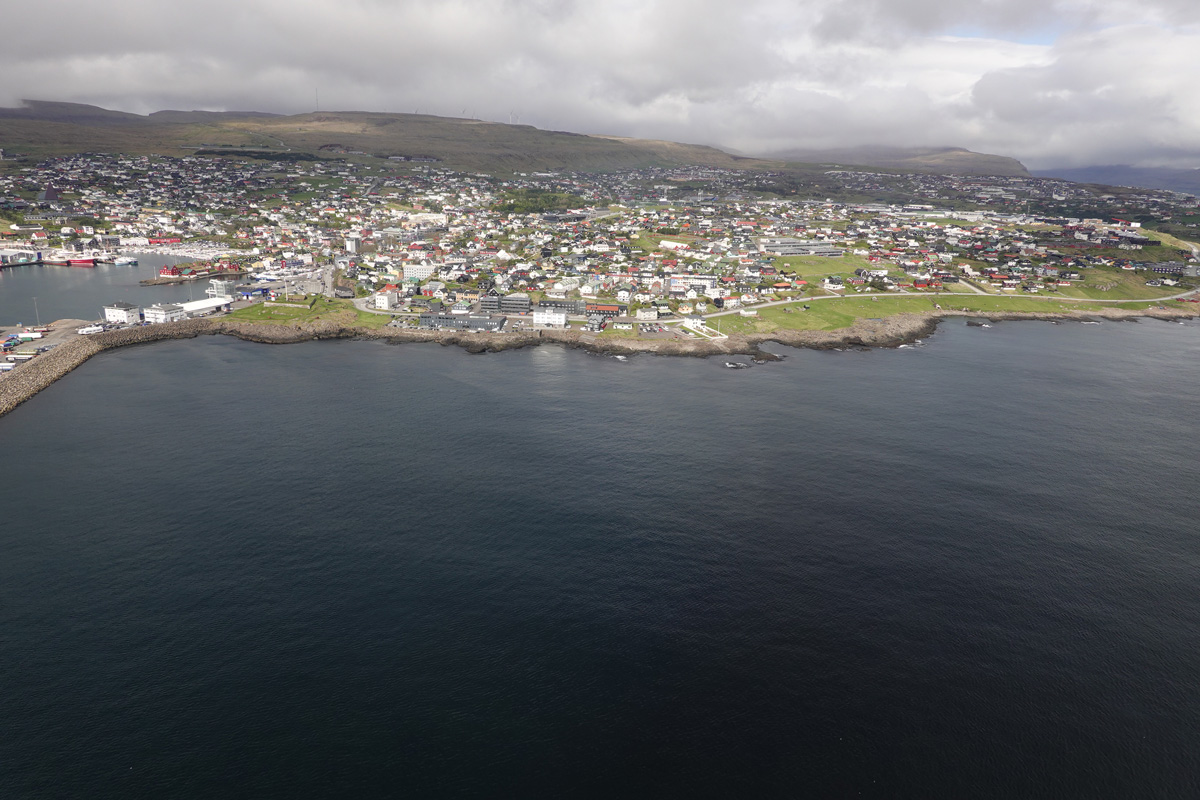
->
[375, 291, 398, 310]
[636, 307, 659, 321]
[103, 302, 141, 325]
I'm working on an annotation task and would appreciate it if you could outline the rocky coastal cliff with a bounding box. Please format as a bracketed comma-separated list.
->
[2, 306, 1194, 419]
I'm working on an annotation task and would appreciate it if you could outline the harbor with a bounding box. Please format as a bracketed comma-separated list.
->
[0, 250, 144, 268]
[0, 252, 202, 326]
[140, 268, 250, 286]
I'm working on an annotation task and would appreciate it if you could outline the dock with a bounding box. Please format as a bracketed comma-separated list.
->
[140, 269, 249, 286]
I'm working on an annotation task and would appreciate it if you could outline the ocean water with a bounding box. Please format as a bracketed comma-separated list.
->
[2, 319, 1200, 797]
[0, 254, 198, 326]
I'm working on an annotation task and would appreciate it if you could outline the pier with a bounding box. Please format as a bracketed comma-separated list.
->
[140, 269, 249, 286]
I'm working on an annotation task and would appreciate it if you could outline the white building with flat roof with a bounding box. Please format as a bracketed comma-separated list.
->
[179, 298, 232, 317]
[532, 308, 568, 328]
[144, 303, 187, 324]
[103, 302, 141, 325]
[404, 262, 436, 281]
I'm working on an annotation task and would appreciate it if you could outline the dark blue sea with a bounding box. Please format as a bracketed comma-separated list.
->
[3, 319, 1200, 798]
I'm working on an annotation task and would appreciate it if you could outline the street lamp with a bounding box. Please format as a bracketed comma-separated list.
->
[33, 297, 40, 326]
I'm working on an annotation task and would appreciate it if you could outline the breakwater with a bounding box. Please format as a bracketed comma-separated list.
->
[1, 305, 1195, 419]
[0, 321, 207, 418]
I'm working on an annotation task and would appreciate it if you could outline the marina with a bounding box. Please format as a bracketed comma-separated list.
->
[0, 252, 202, 326]
[1, 249, 143, 268]
[140, 268, 249, 285]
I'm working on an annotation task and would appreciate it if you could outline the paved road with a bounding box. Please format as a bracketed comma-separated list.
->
[322, 263, 337, 297]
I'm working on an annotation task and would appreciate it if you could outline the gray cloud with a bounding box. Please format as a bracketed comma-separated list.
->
[1, 0, 1198, 168]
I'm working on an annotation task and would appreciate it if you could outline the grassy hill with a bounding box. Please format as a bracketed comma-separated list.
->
[0, 100, 1026, 178]
[0, 101, 776, 173]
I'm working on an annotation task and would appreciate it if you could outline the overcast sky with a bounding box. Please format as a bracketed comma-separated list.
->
[3, 0, 1198, 169]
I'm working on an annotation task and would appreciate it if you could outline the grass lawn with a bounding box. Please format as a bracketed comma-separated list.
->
[1053, 267, 1188, 300]
[709, 293, 1167, 334]
[227, 297, 394, 328]
[597, 327, 641, 339]
[631, 231, 703, 250]
[714, 305, 861, 334]
[1055, 244, 1187, 263]
[1143, 229, 1199, 253]
[773, 253, 873, 277]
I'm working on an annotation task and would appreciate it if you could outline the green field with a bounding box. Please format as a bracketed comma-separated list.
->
[1145, 229, 1200, 255]
[709, 294, 1164, 335]
[772, 252, 874, 278]
[1053, 267, 1188, 300]
[939, 282, 980, 295]
[226, 297, 393, 328]
[597, 326, 641, 339]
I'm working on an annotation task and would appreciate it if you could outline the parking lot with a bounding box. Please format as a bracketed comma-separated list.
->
[637, 323, 679, 339]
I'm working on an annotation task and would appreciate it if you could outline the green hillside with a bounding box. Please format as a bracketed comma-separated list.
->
[0, 101, 1029, 178]
[0, 101, 777, 173]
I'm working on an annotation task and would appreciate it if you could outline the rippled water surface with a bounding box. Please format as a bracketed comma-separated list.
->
[3, 319, 1199, 797]
[0, 253, 197, 326]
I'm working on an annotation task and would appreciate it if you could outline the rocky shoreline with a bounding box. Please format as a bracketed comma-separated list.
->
[2, 305, 1196, 419]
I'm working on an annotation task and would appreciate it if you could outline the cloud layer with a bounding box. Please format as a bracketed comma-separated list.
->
[2, 0, 1198, 168]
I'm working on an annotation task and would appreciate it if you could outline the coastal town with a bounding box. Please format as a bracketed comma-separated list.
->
[3, 151, 1200, 378]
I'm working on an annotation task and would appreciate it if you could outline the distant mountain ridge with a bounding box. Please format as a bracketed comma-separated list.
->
[2, 100, 1026, 178]
[0, 100, 767, 172]
[1033, 165, 1200, 197]
[760, 145, 1030, 178]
